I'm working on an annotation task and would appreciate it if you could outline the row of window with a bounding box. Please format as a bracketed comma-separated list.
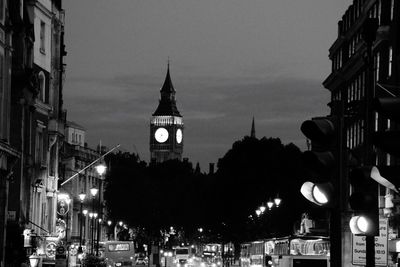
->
[71, 131, 83, 145]
[346, 120, 364, 149]
[333, 0, 396, 72]
[333, 45, 394, 101]
[340, 0, 395, 35]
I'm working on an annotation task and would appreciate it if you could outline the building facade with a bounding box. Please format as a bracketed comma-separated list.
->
[323, 0, 399, 265]
[0, 1, 21, 266]
[6, 0, 66, 266]
[150, 65, 184, 163]
[62, 121, 107, 254]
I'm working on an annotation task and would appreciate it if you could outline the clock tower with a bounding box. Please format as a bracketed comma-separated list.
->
[150, 64, 184, 163]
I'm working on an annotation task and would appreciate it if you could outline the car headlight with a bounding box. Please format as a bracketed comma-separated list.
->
[212, 264, 217, 267]
[217, 262, 222, 266]
[116, 263, 122, 267]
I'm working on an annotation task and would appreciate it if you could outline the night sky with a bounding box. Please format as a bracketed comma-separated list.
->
[63, 0, 352, 169]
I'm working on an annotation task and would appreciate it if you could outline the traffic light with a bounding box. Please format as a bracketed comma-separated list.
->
[265, 255, 273, 267]
[348, 97, 400, 235]
[348, 167, 379, 236]
[299, 116, 338, 207]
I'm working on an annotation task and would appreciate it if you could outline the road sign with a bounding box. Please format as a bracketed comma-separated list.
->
[352, 218, 388, 266]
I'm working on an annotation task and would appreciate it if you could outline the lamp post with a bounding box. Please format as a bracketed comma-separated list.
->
[65, 197, 71, 267]
[96, 218, 102, 256]
[95, 163, 106, 255]
[78, 193, 86, 254]
[29, 252, 40, 267]
[107, 220, 112, 240]
[82, 209, 88, 249]
[89, 212, 94, 254]
[255, 195, 283, 237]
[93, 213, 98, 255]
[90, 188, 98, 254]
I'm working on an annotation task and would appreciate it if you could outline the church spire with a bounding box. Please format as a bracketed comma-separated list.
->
[250, 117, 256, 138]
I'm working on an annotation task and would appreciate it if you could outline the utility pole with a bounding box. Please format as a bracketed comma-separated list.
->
[362, 18, 379, 267]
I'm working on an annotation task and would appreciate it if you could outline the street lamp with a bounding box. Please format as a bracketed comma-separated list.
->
[274, 194, 282, 207]
[78, 193, 86, 253]
[97, 218, 102, 255]
[95, 163, 106, 253]
[65, 197, 71, 267]
[95, 163, 107, 176]
[255, 209, 262, 217]
[107, 220, 112, 240]
[267, 198, 274, 210]
[83, 209, 88, 248]
[29, 252, 40, 267]
[90, 187, 98, 254]
[89, 212, 94, 254]
[259, 203, 266, 213]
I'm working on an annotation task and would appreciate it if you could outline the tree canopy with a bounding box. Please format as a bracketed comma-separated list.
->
[104, 136, 320, 245]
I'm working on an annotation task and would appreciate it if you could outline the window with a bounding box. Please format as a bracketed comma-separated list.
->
[390, 0, 394, 21]
[38, 72, 45, 102]
[40, 21, 46, 53]
[388, 46, 393, 77]
[375, 52, 380, 82]
[35, 124, 46, 165]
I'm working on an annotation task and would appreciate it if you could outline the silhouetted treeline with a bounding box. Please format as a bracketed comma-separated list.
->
[104, 136, 321, 245]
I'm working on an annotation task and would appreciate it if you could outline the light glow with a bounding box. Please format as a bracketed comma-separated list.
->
[350, 216, 371, 234]
[312, 185, 328, 204]
[267, 199, 274, 210]
[95, 163, 107, 176]
[259, 205, 266, 213]
[78, 193, 86, 202]
[90, 188, 98, 197]
[274, 196, 282, 207]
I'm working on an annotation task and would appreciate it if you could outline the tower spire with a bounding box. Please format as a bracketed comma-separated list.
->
[251, 116, 256, 138]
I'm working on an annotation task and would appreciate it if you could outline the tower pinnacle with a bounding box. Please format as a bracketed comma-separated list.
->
[251, 117, 256, 138]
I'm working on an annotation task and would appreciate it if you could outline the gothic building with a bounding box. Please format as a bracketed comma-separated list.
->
[150, 64, 184, 163]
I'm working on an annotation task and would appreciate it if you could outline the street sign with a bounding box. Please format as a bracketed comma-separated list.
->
[352, 218, 388, 266]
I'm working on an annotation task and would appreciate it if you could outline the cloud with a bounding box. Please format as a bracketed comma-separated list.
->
[64, 70, 329, 169]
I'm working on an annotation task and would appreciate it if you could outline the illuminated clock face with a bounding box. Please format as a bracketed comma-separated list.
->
[176, 129, 183, 144]
[155, 127, 169, 143]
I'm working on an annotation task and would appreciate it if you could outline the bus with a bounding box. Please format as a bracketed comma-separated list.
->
[103, 241, 135, 267]
[241, 235, 330, 267]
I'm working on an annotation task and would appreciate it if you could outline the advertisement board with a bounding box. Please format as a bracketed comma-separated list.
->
[352, 218, 388, 266]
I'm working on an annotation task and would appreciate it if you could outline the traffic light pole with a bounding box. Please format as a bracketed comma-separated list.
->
[363, 18, 378, 267]
[332, 101, 344, 267]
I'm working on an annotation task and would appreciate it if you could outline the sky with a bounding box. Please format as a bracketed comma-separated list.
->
[63, 0, 352, 170]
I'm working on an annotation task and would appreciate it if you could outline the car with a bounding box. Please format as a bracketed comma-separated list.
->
[135, 257, 148, 265]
